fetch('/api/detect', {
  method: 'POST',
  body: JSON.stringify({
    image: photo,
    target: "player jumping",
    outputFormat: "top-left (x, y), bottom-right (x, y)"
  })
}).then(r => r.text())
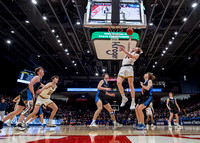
top-left (117, 36), bottom-right (142, 110)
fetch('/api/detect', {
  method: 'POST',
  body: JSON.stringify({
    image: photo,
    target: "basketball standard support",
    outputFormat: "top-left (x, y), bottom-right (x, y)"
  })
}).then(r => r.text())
top-left (111, 0), bottom-right (120, 26)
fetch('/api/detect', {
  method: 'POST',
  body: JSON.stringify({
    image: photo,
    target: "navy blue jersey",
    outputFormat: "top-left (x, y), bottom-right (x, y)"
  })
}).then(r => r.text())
top-left (168, 98), bottom-right (176, 109)
top-left (97, 80), bottom-right (109, 95)
top-left (20, 76), bottom-right (42, 97)
top-left (143, 80), bottom-right (153, 96)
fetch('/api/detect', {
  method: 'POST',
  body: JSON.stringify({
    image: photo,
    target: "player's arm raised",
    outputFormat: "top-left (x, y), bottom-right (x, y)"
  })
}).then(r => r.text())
top-left (97, 80), bottom-right (111, 91)
top-left (140, 80), bottom-right (152, 91)
top-left (119, 46), bottom-right (139, 59)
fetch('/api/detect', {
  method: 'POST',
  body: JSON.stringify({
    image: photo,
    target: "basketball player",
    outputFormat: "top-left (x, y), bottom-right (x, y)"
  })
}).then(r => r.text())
top-left (21, 75), bottom-right (59, 128)
top-left (26, 105), bottom-right (46, 129)
top-left (0, 67), bottom-right (44, 129)
top-left (166, 92), bottom-right (181, 128)
top-left (145, 102), bottom-right (154, 128)
top-left (6, 95), bottom-right (20, 126)
top-left (89, 73), bottom-right (123, 129)
top-left (135, 72), bottom-right (155, 130)
top-left (117, 37), bottom-right (142, 110)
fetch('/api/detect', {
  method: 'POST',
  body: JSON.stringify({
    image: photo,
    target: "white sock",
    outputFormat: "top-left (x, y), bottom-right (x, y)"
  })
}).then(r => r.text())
top-left (168, 122), bottom-right (171, 125)
top-left (92, 120), bottom-right (96, 124)
top-left (113, 121), bottom-right (117, 125)
top-left (48, 119), bottom-right (52, 124)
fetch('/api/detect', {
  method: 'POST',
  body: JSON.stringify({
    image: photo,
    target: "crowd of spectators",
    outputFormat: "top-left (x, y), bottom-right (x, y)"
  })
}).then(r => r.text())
top-left (1, 93), bottom-right (200, 125)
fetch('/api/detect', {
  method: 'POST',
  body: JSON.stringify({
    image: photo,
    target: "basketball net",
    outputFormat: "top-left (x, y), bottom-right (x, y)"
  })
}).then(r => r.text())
top-left (108, 28), bottom-right (123, 42)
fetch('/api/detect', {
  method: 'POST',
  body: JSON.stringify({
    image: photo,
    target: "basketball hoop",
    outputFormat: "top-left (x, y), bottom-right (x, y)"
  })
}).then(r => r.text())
top-left (108, 28), bottom-right (123, 41)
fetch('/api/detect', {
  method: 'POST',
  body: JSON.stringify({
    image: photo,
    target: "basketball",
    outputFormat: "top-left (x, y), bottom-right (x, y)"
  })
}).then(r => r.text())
top-left (126, 28), bottom-right (134, 35)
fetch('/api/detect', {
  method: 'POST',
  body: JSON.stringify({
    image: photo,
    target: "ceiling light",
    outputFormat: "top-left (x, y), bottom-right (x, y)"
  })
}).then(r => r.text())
top-left (51, 29), bottom-right (55, 33)
top-left (192, 3), bottom-right (197, 8)
top-left (163, 50), bottom-right (166, 53)
top-left (64, 49), bottom-right (68, 52)
top-left (32, 0), bottom-right (37, 4)
top-left (172, 37), bottom-right (174, 40)
top-left (25, 20), bottom-right (30, 24)
top-left (152, 65), bottom-right (155, 68)
top-left (67, 53), bottom-right (69, 55)
top-left (149, 23), bottom-right (153, 26)
top-left (102, 69), bottom-right (106, 72)
top-left (87, 50), bottom-right (90, 53)
top-left (155, 62), bottom-right (157, 64)
top-left (74, 63), bottom-right (77, 66)
top-left (161, 54), bottom-right (164, 56)
top-left (57, 39), bottom-right (61, 43)
top-left (37, 55), bottom-right (40, 57)
top-left (188, 57), bottom-right (191, 59)
top-left (76, 21), bottom-right (80, 25)
top-left (183, 17), bottom-right (187, 22)
top-left (11, 31), bottom-right (15, 33)
top-left (72, 61), bottom-right (75, 63)
top-left (43, 16), bottom-right (47, 20)
top-left (174, 32), bottom-right (178, 35)
top-left (60, 43), bottom-right (63, 46)
top-left (165, 47), bottom-right (168, 50)
top-left (56, 35), bottom-right (59, 38)
top-left (95, 73), bottom-right (99, 76)
top-left (76, 72), bottom-right (78, 74)
top-left (169, 41), bottom-right (172, 45)
top-left (162, 68), bottom-right (165, 70)
top-left (65, 67), bottom-right (67, 69)
top-left (6, 40), bottom-right (11, 44)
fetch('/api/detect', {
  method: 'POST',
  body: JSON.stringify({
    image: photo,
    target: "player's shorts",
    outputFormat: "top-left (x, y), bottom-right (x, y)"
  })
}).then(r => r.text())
top-left (140, 96), bottom-right (152, 107)
top-left (118, 66), bottom-right (134, 78)
top-left (18, 93), bottom-right (28, 107)
top-left (169, 108), bottom-right (179, 114)
top-left (146, 108), bottom-right (153, 115)
top-left (95, 93), bottom-right (109, 105)
top-left (20, 88), bottom-right (33, 101)
top-left (35, 95), bottom-right (53, 106)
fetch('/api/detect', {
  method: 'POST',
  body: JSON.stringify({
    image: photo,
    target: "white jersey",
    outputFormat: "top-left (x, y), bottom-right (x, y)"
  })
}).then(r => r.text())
top-left (122, 52), bottom-right (136, 66)
top-left (39, 82), bottom-right (57, 99)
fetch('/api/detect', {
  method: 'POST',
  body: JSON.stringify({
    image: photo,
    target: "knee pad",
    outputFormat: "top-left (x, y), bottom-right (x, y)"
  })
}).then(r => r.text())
top-left (110, 111), bottom-right (114, 115)
top-left (21, 101), bottom-right (33, 117)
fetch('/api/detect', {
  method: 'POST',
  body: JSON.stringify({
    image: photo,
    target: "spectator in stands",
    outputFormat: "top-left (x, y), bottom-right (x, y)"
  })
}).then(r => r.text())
top-left (0, 98), bottom-right (9, 120)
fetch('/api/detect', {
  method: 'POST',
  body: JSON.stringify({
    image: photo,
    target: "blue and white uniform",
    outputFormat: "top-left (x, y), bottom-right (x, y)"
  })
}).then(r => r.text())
top-left (95, 80), bottom-right (109, 105)
top-left (168, 97), bottom-right (178, 114)
top-left (141, 80), bottom-right (153, 107)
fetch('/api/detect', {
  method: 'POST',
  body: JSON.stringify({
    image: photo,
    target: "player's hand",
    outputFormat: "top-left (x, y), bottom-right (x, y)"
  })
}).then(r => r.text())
top-left (119, 46), bottom-right (125, 51)
top-left (140, 82), bottom-right (143, 87)
top-left (168, 107), bottom-right (171, 111)
top-left (178, 108), bottom-right (181, 112)
top-left (43, 106), bottom-right (47, 110)
top-left (129, 36), bottom-right (133, 40)
top-left (106, 88), bottom-right (112, 91)
top-left (110, 93), bottom-right (115, 97)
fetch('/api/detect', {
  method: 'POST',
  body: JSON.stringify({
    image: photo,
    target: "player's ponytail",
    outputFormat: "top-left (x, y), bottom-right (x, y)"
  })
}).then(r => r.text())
top-left (147, 72), bottom-right (155, 80)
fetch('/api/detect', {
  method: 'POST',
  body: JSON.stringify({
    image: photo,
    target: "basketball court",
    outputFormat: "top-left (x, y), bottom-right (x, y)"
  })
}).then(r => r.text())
top-left (0, 0), bottom-right (200, 143)
top-left (0, 126), bottom-right (200, 143)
